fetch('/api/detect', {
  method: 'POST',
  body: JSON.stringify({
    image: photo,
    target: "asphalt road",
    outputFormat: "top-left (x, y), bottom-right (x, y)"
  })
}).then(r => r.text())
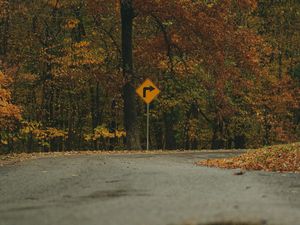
top-left (0, 152), bottom-right (299, 225)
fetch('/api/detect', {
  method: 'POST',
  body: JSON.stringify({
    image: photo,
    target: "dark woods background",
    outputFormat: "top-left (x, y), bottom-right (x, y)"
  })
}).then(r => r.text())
top-left (0, 0), bottom-right (299, 152)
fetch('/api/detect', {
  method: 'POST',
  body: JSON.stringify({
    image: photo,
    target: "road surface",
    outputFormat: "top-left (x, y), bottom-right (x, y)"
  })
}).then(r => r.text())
top-left (0, 152), bottom-right (299, 225)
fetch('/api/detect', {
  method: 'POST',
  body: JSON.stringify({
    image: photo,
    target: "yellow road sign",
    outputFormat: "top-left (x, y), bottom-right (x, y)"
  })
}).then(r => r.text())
top-left (136, 79), bottom-right (160, 104)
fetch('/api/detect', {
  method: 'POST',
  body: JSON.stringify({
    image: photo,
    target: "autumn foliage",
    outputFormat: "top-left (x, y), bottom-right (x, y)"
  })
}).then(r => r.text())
top-left (0, 70), bottom-right (21, 132)
top-left (0, 0), bottom-right (299, 152)
top-left (198, 143), bottom-right (300, 172)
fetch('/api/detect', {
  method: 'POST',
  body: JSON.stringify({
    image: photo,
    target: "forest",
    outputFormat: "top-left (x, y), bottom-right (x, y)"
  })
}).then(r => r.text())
top-left (0, 0), bottom-right (299, 152)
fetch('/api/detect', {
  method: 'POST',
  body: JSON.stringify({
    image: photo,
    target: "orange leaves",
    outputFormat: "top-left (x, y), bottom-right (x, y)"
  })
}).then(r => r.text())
top-left (1, 0), bottom-right (298, 151)
top-left (198, 143), bottom-right (300, 172)
top-left (0, 70), bottom-right (21, 131)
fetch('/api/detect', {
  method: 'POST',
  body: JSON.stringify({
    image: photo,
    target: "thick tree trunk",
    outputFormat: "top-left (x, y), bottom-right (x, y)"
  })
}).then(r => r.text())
top-left (211, 122), bottom-right (225, 150)
top-left (0, 0), bottom-right (9, 58)
top-left (90, 84), bottom-right (100, 130)
top-left (90, 83), bottom-right (102, 150)
top-left (42, 63), bottom-right (53, 127)
top-left (163, 112), bottom-right (177, 150)
top-left (120, 0), bottom-right (141, 150)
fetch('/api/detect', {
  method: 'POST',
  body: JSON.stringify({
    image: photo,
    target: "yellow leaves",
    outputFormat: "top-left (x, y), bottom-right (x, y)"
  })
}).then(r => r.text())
top-left (116, 130), bottom-right (127, 138)
top-left (32, 127), bottom-right (67, 140)
top-left (53, 41), bottom-right (105, 79)
top-left (63, 38), bottom-right (72, 44)
top-left (20, 121), bottom-right (40, 134)
top-left (47, 128), bottom-right (68, 138)
top-left (64, 19), bottom-right (80, 29)
top-left (19, 121), bottom-right (67, 147)
top-left (207, 3), bottom-right (214, 8)
top-left (0, 140), bottom-right (8, 145)
top-left (158, 60), bottom-right (168, 70)
top-left (84, 125), bottom-right (126, 141)
top-left (21, 126), bottom-right (31, 134)
top-left (74, 41), bottom-right (90, 48)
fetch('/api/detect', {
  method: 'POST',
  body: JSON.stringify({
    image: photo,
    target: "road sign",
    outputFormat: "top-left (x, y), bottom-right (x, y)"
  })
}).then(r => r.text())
top-left (136, 79), bottom-right (160, 104)
top-left (136, 79), bottom-right (160, 151)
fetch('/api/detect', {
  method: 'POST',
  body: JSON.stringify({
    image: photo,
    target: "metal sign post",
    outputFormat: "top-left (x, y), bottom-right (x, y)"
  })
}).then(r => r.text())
top-left (136, 79), bottom-right (160, 150)
top-left (147, 103), bottom-right (150, 151)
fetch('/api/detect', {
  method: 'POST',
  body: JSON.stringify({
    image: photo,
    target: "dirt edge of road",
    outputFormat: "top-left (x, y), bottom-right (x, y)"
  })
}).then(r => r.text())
top-left (0, 149), bottom-right (244, 167)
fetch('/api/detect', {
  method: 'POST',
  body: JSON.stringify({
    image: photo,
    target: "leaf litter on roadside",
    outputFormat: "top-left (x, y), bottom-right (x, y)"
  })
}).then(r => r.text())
top-left (197, 143), bottom-right (300, 173)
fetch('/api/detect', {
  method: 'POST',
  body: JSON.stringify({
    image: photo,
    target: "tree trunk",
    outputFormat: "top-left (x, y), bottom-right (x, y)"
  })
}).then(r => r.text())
top-left (120, 0), bottom-right (141, 150)
top-left (211, 122), bottom-right (225, 150)
top-left (0, 16), bottom-right (9, 56)
top-left (163, 112), bottom-right (177, 150)
top-left (90, 84), bottom-right (97, 130)
top-left (263, 109), bottom-right (271, 146)
top-left (278, 49), bottom-right (283, 79)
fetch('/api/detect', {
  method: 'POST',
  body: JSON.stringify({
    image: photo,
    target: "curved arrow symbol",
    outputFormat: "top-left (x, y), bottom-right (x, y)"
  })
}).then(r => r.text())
top-left (143, 86), bottom-right (155, 98)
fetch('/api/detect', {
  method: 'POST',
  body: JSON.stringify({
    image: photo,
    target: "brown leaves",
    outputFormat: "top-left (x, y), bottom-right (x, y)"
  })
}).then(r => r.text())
top-left (197, 143), bottom-right (300, 173)
top-left (0, 0), bottom-right (9, 19)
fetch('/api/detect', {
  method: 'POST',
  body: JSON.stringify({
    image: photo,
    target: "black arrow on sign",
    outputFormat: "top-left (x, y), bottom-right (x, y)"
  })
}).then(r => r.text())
top-left (143, 86), bottom-right (155, 98)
